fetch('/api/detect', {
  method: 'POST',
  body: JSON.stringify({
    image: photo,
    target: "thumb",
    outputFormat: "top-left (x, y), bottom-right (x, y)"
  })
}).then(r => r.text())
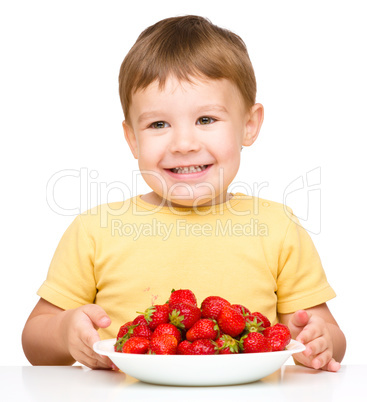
top-left (82, 304), bottom-right (111, 329)
top-left (290, 310), bottom-right (310, 328)
top-left (288, 310), bottom-right (310, 338)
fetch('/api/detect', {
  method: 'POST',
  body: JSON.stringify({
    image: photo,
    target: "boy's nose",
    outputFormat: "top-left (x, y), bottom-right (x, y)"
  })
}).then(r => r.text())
top-left (169, 127), bottom-right (201, 154)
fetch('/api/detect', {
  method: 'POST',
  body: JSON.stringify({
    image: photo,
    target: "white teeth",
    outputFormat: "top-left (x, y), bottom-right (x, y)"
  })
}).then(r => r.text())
top-left (171, 164), bottom-right (207, 174)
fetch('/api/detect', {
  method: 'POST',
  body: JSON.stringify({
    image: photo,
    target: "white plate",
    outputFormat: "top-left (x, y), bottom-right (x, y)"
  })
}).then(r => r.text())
top-left (93, 338), bottom-right (305, 386)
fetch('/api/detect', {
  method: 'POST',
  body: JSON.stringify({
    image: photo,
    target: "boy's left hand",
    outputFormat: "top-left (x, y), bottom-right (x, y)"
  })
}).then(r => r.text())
top-left (287, 310), bottom-right (341, 372)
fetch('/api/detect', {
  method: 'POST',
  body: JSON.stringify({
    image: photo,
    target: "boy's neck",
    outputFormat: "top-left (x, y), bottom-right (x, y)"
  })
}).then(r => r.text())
top-left (140, 192), bottom-right (233, 208)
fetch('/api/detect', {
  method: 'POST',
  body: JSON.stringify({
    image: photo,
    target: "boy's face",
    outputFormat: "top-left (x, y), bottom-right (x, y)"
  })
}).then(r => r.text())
top-left (124, 76), bottom-right (262, 207)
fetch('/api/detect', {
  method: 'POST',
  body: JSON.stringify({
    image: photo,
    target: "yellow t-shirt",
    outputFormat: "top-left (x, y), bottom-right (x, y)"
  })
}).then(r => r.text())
top-left (37, 193), bottom-right (336, 339)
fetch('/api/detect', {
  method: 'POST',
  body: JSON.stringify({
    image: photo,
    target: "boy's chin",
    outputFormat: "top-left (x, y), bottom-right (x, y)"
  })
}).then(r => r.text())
top-left (142, 190), bottom-right (231, 208)
top-left (168, 199), bottom-right (209, 208)
top-left (164, 194), bottom-right (229, 208)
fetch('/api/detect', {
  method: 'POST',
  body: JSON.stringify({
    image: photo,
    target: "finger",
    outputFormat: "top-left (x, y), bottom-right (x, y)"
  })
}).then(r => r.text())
top-left (76, 326), bottom-right (111, 367)
top-left (293, 348), bottom-right (329, 371)
top-left (78, 337), bottom-right (113, 368)
top-left (310, 348), bottom-right (333, 370)
top-left (82, 305), bottom-right (111, 329)
top-left (296, 323), bottom-right (323, 345)
top-left (80, 334), bottom-right (112, 367)
top-left (95, 355), bottom-right (114, 369)
top-left (288, 310), bottom-right (311, 339)
top-left (303, 338), bottom-right (328, 361)
top-left (81, 325), bottom-right (101, 349)
top-left (77, 350), bottom-right (112, 370)
top-left (292, 351), bottom-right (314, 368)
top-left (78, 318), bottom-right (115, 370)
top-left (111, 363), bottom-right (120, 371)
top-left (321, 358), bottom-right (341, 372)
top-left (76, 343), bottom-right (110, 369)
top-left (291, 310), bottom-right (310, 328)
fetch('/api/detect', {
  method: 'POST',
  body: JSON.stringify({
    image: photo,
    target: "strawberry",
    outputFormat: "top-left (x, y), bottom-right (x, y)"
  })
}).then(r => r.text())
top-left (240, 332), bottom-right (272, 353)
top-left (149, 334), bottom-right (178, 355)
top-left (177, 340), bottom-right (194, 355)
top-left (263, 323), bottom-right (291, 351)
top-left (116, 321), bottom-right (133, 340)
top-left (151, 323), bottom-right (182, 344)
top-left (114, 322), bottom-right (152, 351)
top-left (115, 322), bottom-right (134, 352)
top-left (201, 296), bottom-right (231, 320)
top-left (231, 304), bottom-right (251, 317)
top-left (217, 305), bottom-right (246, 337)
top-left (243, 314), bottom-right (265, 334)
top-left (169, 289), bottom-right (197, 307)
top-left (122, 337), bottom-right (150, 354)
top-left (191, 339), bottom-right (217, 355)
top-left (132, 314), bottom-right (148, 326)
top-left (131, 323), bottom-right (153, 339)
top-left (252, 312), bottom-right (271, 328)
top-left (186, 318), bottom-right (219, 342)
top-left (169, 302), bottom-right (201, 330)
top-left (139, 304), bottom-right (170, 330)
top-left (215, 334), bottom-right (240, 354)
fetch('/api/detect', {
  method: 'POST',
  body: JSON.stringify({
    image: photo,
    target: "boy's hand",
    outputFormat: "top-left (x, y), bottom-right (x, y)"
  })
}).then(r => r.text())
top-left (61, 304), bottom-right (113, 370)
top-left (287, 310), bottom-right (341, 372)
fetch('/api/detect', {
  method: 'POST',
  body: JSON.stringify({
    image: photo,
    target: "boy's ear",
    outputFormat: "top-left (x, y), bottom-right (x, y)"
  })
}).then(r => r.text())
top-left (123, 121), bottom-right (138, 159)
top-left (242, 103), bottom-right (264, 147)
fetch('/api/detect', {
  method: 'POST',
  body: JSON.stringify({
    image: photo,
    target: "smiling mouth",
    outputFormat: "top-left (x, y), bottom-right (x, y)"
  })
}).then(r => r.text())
top-left (169, 165), bottom-right (209, 174)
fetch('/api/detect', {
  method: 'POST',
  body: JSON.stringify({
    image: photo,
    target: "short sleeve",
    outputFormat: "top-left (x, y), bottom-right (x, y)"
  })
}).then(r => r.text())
top-left (37, 215), bottom-right (96, 309)
top-left (276, 212), bottom-right (336, 314)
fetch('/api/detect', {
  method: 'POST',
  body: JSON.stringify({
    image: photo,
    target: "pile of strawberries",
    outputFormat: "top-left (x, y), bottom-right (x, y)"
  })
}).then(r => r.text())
top-left (114, 289), bottom-right (291, 355)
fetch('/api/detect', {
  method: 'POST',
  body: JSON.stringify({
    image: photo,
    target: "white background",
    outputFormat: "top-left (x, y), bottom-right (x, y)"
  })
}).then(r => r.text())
top-left (1, 0), bottom-right (366, 366)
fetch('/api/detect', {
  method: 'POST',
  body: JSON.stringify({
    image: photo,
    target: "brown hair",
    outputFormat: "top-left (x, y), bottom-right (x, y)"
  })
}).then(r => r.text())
top-left (119, 15), bottom-right (257, 122)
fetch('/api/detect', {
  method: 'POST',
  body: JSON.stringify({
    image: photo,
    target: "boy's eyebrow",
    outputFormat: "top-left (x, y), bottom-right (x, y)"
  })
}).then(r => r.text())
top-left (197, 104), bottom-right (229, 114)
top-left (138, 111), bottom-right (162, 124)
top-left (137, 104), bottom-right (229, 123)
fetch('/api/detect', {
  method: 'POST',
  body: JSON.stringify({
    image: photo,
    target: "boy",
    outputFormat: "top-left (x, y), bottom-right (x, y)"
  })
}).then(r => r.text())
top-left (22, 15), bottom-right (346, 371)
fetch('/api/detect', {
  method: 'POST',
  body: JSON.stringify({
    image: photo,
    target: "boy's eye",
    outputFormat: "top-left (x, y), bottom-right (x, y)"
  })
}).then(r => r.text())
top-left (150, 121), bottom-right (169, 129)
top-left (197, 116), bottom-right (215, 125)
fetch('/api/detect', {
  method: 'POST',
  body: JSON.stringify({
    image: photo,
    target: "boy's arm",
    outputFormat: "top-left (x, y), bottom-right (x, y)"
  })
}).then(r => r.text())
top-left (22, 298), bottom-right (113, 369)
top-left (279, 303), bottom-right (346, 372)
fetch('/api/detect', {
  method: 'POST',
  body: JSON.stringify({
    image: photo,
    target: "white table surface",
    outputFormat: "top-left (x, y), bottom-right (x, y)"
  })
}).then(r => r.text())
top-left (0, 364), bottom-right (364, 402)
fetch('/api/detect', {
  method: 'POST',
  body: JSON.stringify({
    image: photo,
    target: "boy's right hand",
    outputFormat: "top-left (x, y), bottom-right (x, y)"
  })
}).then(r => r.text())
top-left (61, 304), bottom-right (113, 369)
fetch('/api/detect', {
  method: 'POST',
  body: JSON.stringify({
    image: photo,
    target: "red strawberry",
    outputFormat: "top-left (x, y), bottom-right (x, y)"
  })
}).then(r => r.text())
top-left (140, 304), bottom-right (170, 330)
top-left (114, 322), bottom-right (152, 352)
top-left (122, 337), bottom-right (150, 354)
top-left (191, 339), bottom-right (217, 355)
top-left (152, 323), bottom-right (182, 344)
top-left (132, 315), bottom-right (148, 326)
top-left (217, 305), bottom-right (246, 337)
top-left (263, 323), bottom-right (291, 351)
top-left (169, 302), bottom-right (201, 330)
top-left (201, 296), bottom-right (231, 320)
top-left (240, 332), bottom-right (272, 353)
top-left (131, 323), bottom-right (153, 339)
top-left (252, 312), bottom-right (271, 328)
top-left (186, 319), bottom-right (219, 342)
top-left (169, 289), bottom-right (197, 307)
top-left (177, 340), bottom-right (194, 355)
top-left (149, 334), bottom-right (178, 355)
top-left (115, 322), bottom-right (134, 352)
top-left (231, 304), bottom-right (251, 317)
top-left (243, 314), bottom-right (265, 333)
top-left (116, 321), bottom-right (133, 340)
top-left (216, 334), bottom-right (240, 354)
